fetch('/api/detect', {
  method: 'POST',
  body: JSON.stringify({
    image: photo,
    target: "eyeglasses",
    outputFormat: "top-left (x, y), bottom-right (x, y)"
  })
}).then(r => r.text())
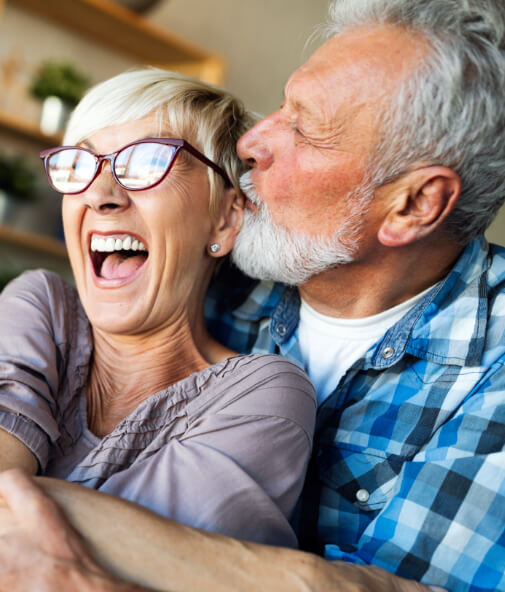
top-left (39, 138), bottom-right (231, 195)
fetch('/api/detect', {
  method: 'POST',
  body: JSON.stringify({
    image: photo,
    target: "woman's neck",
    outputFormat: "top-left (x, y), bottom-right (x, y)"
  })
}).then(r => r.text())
top-left (87, 315), bottom-right (223, 438)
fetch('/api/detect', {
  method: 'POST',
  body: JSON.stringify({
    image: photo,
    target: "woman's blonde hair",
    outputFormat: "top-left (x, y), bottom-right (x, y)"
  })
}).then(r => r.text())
top-left (64, 68), bottom-right (257, 217)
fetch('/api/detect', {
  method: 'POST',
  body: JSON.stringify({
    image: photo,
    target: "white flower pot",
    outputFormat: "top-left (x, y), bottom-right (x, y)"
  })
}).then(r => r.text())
top-left (40, 96), bottom-right (71, 136)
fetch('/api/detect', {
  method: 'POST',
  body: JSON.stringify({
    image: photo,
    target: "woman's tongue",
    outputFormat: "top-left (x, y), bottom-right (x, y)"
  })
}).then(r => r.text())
top-left (100, 252), bottom-right (146, 280)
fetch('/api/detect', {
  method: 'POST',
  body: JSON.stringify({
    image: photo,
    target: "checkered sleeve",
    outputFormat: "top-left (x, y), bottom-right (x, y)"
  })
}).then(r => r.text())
top-left (324, 366), bottom-right (505, 591)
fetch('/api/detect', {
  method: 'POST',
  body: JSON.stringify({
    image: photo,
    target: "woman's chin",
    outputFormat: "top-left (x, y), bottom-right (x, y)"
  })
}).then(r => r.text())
top-left (78, 263), bottom-right (152, 335)
top-left (85, 303), bottom-right (146, 336)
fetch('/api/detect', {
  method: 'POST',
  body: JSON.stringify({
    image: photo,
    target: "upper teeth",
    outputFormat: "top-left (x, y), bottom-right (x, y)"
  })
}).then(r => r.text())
top-left (90, 234), bottom-right (147, 253)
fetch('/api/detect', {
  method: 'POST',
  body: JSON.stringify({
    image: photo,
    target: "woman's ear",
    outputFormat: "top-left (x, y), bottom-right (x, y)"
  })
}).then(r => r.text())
top-left (378, 166), bottom-right (461, 247)
top-left (207, 188), bottom-right (244, 257)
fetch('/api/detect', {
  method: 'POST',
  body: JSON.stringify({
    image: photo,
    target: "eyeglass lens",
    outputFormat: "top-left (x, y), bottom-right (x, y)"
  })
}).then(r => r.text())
top-left (46, 142), bottom-right (179, 193)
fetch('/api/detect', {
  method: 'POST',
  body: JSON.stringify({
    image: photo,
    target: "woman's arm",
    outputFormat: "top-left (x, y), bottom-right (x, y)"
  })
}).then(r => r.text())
top-left (0, 271), bottom-right (86, 471)
top-left (0, 427), bottom-right (37, 474)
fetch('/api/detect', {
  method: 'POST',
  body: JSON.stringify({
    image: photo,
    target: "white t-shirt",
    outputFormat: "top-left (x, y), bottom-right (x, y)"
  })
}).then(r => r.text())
top-left (297, 288), bottom-right (433, 405)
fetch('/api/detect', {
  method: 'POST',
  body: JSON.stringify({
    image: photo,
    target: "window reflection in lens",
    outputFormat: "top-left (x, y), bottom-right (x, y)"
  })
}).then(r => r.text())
top-left (48, 149), bottom-right (96, 193)
top-left (115, 143), bottom-right (176, 189)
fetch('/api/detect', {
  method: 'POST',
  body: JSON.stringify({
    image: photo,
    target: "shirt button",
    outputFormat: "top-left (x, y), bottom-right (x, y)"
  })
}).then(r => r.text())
top-left (382, 346), bottom-right (395, 359)
top-left (356, 488), bottom-right (370, 503)
top-left (276, 323), bottom-right (287, 337)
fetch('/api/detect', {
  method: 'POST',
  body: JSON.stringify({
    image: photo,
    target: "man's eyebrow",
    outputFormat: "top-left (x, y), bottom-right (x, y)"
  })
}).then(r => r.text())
top-left (283, 84), bottom-right (314, 117)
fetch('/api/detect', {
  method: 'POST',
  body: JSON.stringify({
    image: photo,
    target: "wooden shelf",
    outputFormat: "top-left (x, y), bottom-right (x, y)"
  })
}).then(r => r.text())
top-left (0, 224), bottom-right (67, 258)
top-left (6, 0), bottom-right (226, 84)
top-left (0, 107), bottom-right (62, 145)
top-left (0, 0), bottom-right (227, 143)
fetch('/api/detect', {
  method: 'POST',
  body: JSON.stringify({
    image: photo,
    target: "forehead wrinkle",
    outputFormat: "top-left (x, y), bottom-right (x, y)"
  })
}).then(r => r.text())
top-left (284, 73), bottom-right (320, 115)
top-left (284, 75), bottom-right (328, 133)
top-left (285, 71), bottom-right (365, 149)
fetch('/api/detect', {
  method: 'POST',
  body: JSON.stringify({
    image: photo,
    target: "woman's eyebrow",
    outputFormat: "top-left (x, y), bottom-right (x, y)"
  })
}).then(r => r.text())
top-left (80, 139), bottom-right (94, 149)
top-left (80, 134), bottom-right (164, 152)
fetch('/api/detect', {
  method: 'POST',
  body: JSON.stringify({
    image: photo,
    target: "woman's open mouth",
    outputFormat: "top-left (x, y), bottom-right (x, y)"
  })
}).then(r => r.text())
top-left (90, 233), bottom-right (149, 281)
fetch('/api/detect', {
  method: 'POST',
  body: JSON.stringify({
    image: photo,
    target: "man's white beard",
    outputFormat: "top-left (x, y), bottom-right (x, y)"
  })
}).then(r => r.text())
top-left (231, 171), bottom-right (370, 286)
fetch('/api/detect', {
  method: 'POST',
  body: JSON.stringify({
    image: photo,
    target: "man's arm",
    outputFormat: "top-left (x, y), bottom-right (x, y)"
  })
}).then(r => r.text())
top-left (0, 470), bottom-right (426, 592)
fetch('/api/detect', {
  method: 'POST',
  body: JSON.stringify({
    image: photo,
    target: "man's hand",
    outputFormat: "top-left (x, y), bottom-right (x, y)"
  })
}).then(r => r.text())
top-left (0, 469), bottom-right (146, 592)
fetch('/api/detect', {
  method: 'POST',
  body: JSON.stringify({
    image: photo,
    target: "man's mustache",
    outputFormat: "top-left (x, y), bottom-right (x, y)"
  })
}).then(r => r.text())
top-left (239, 171), bottom-right (262, 207)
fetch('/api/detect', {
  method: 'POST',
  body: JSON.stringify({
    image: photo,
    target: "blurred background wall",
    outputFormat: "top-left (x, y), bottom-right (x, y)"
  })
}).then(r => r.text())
top-left (0, 0), bottom-right (330, 116)
top-left (152, 0), bottom-right (330, 116)
top-left (0, 0), bottom-right (503, 287)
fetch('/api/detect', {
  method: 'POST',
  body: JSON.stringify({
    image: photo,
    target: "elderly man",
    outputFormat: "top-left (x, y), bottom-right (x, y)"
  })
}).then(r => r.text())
top-left (0, 0), bottom-right (504, 590)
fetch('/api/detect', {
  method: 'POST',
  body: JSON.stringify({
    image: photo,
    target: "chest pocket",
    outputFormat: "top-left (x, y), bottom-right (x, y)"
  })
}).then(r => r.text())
top-left (316, 442), bottom-right (405, 512)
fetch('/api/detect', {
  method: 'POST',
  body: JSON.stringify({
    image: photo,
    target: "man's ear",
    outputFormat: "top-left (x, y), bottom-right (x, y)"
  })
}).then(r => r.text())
top-left (207, 188), bottom-right (244, 257)
top-left (378, 166), bottom-right (461, 247)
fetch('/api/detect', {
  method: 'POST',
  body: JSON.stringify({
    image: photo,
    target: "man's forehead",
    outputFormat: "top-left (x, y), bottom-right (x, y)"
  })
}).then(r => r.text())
top-left (282, 76), bottom-right (329, 130)
top-left (282, 42), bottom-right (376, 124)
top-left (285, 25), bottom-right (428, 110)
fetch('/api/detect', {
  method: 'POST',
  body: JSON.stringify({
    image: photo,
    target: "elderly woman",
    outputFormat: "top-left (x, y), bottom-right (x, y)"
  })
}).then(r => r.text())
top-left (0, 68), bottom-right (315, 547)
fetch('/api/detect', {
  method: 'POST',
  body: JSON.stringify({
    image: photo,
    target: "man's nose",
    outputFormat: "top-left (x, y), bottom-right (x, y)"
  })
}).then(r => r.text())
top-left (237, 115), bottom-right (275, 170)
top-left (81, 161), bottom-right (131, 213)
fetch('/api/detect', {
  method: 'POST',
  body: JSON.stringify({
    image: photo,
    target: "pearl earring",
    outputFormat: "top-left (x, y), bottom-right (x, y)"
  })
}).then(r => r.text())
top-left (209, 243), bottom-right (220, 253)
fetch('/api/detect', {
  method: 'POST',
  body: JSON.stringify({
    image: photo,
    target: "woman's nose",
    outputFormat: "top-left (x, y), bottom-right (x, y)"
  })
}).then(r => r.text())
top-left (237, 115), bottom-right (275, 170)
top-left (81, 161), bottom-right (131, 213)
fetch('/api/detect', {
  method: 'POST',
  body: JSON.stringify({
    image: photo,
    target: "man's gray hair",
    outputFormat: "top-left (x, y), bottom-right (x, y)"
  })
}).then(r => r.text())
top-left (324, 0), bottom-right (505, 244)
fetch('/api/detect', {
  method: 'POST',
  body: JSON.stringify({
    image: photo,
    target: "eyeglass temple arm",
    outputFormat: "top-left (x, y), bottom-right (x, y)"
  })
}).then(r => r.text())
top-left (182, 143), bottom-right (231, 186)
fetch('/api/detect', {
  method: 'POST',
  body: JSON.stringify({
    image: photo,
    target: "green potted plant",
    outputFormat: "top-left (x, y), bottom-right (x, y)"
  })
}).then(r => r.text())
top-left (30, 60), bottom-right (90, 107)
top-left (30, 61), bottom-right (91, 135)
top-left (0, 152), bottom-right (38, 224)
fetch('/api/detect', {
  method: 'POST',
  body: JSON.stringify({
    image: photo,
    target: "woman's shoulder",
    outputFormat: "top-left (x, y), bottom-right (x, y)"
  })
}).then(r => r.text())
top-left (2, 269), bottom-right (74, 304)
top-left (1, 269), bottom-right (87, 344)
top-left (193, 353), bottom-right (316, 437)
top-left (224, 353), bottom-right (312, 386)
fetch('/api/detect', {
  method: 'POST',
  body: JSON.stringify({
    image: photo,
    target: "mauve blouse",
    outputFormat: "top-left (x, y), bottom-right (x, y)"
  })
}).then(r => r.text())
top-left (0, 270), bottom-right (316, 547)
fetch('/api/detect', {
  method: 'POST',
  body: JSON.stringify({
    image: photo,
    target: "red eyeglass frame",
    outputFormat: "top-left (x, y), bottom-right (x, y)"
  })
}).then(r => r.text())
top-left (39, 137), bottom-right (231, 194)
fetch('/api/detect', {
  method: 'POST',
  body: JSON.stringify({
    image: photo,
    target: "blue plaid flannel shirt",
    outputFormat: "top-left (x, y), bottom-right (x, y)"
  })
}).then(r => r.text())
top-left (205, 237), bottom-right (505, 592)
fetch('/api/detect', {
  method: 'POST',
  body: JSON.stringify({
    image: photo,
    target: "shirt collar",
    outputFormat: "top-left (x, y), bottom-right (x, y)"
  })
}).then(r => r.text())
top-left (364, 238), bottom-right (491, 369)
top-left (263, 238), bottom-right (492, 369)
top-left (406, 237), bottom-right (490, 366)
top-left (232, 279), bottom-right (288, 322)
